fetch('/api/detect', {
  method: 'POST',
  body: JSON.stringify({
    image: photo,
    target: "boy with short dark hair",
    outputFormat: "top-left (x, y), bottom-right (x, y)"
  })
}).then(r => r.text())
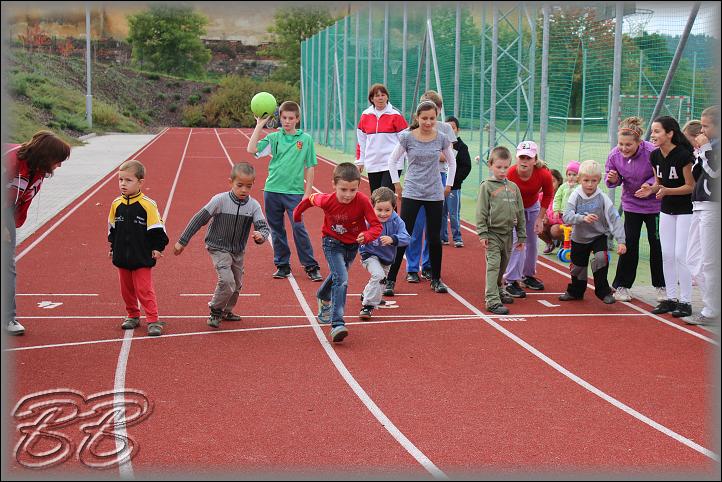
top-left (293, 162), bottom-right (383, 343)
top-left (174, 162), bottom-right (270, 328)
top-left (247, 100), bottom-right (323, 282)
top-left (442, 116), bottom-right (472, 247)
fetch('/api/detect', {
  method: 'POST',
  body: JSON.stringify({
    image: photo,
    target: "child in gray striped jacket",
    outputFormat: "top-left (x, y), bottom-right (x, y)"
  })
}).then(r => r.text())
top-left (174, 162), bottom-right (270, 328)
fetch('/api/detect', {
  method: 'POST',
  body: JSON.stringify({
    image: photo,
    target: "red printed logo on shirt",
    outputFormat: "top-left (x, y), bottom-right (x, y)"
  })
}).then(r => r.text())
top-left (296, 141), bottom-right (303, 150)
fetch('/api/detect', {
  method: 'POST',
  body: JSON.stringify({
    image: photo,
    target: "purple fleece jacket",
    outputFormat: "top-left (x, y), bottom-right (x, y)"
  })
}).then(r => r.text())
top-left (605, 140), bottom-right (661, 214)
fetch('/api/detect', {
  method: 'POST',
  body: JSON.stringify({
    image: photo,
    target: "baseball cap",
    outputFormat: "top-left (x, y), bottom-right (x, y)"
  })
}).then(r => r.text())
top-left (516, 140), bottom-right (538, 158)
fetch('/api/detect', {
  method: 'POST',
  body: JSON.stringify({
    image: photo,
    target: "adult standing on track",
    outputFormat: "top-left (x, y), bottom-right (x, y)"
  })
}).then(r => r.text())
top-left (502, 141), bottom-right (555, 298)
top-left (355, 83), bottom-right (408, 195)
top-left (384, 100), bottom-right (457, 295)
top-left (3, 131), bottom-right (71, 336)
top-left (605, 116), bottom-right (665, 303)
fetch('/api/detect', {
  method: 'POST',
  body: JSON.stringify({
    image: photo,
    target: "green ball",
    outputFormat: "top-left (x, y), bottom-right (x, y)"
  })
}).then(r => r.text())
top-left (250, 91), bottom-right (277, 118)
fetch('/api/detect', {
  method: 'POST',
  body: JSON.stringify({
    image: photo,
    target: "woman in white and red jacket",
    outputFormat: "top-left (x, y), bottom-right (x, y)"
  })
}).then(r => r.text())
top-left (4, 130), bottom-right (70, 335)
top-left (355, 83), bottom-right (408, 195)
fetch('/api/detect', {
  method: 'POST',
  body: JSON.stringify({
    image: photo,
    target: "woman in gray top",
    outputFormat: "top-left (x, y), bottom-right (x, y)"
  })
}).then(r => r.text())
top-left (384, 101), bottom-right (457, 293)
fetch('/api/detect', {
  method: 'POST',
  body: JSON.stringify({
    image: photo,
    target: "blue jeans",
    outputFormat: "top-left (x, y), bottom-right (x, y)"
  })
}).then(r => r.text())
top-left (263, 191), bottom-right (319, 270)
top-left (317, 236), bottom-right (359, 327)
top-left (442, 189), bottom-right (462, 243)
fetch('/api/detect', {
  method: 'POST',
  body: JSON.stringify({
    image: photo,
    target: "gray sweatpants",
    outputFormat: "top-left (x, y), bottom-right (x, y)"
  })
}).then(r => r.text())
top-left (361, 256), bottom-right (391, 307)
top-left (208, 248), bottom-right (245, 314)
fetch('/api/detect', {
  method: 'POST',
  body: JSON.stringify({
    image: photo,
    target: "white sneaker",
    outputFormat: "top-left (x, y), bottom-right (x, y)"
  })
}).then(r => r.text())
top-left (655, 287), bottom-right (667, 302)
top-left (613, 287), bottom-right (632, 302)
top-left (7, 319), bottom-right (25, 336)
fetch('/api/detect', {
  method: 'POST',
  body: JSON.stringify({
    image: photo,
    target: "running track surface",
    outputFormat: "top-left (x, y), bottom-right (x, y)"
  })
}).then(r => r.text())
top-left (5, 127), bottom-right (720, 479)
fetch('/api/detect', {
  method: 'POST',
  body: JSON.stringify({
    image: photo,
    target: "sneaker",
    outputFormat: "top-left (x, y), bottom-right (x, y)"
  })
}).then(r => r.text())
top-left (613, 287), bottom-right (632, 302)
top-left (121, 317), bottom-right (141, 330)
top-left (147, 321), bottom-right (165, 336)
top-left (430, 279), bottom-right (448, 293)
top-left (602, 294), bottom-right (616, 304)
top-left (7, 319), bottom-right (25, 336)
top-left (454, 240), bottom-right (464, 248)
top-left (383, 280), bottom-right (395, 296)
top-left (359, 305), bottom-right (373, 320)
top-left (685, 313), bottom-right (719, 326)
top-left (500, 290), bottom-right (514, 305)
top-left (543, 243), bottom-right (555, 254)
top-left (208, 309), bottom-right (222, 328)
top-left (671, 302), bottom-right (692, 318)
top-left (420, 269), bottom-right (433, 281)
top-left (505, 281), bottom-right (527, 298)
top-left (406, 272), bottom-right (420, 283)
top-left (441, 240), bottom-right (450, 246)
top-left (272, 265), bottom-right (291, 279)
top-left (317, 299), bottom-right (332, 324)
top-left (378, 299), bottom-right (387, 306)
top-left (222, 312), bottom-right (242, 321)
top-left (521, 276), bottom-right (544, 291)
top-left (651, 299), bottom-right (677, 315)
top-left (306, 267), bottom-right (323, 282)
top-left (655, 287), bottom-right (667, 302)
top-left (330, 325), bottom-right (349, 343)
top-left (487, 304), bottom-right (509, 315)
top-left (559, 292), bottom-right (582, 301)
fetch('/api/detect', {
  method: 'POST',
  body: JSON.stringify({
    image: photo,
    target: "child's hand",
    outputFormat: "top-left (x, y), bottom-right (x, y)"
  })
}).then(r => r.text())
top-left (444, 186), bottom-right (452, 197)
top-left (252, 231), bottom-right (265, 244)
top-left (480, 238), bottom-right (488, 248)
top-left (617, 243), bottom-right (627, 255)
top-left (696, 133), bottom-right (709, 146)
top-left (474, 155), bottom-right (480, 164)
top-left (655, 186), bottom-right (667, 199)
top-left (356, 233), bottom-right (366, 244)
top-left (151, 250), bottom-right (162, 260)
top-left (173, 242), bottom-right (185, 256)
top-left (635, 183), bottom-right (653, 198)
top-left (379, 235), bottom-right (393, 246)
top-left (606, 170), bottom-right (619, 184)
top-left (108, 250), bottom-right (113, 259)
top-left (255, 116), bottom-right (269, 127)
top-left (583, 213), bottom-right (598, 223)
top-left (534, 217), bottom-right (544, 234)
top-left (515, 242), bottom-right (525, 251)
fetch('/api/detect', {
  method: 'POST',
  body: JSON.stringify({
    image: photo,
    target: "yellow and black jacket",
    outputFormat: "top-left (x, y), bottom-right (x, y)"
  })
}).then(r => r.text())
top-left (108, 191), bottom-right (169, 270)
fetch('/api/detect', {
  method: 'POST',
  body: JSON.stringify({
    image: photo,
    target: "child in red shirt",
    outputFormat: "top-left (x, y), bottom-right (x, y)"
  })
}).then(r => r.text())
top-left (293, 163), bottom-right (382, 342)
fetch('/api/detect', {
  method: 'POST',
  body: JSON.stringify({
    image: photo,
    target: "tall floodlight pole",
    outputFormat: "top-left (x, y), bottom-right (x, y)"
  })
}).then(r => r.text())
top-left (539, 4), bottom-right (549, 159)
top-left (644, 2), bottom-right (701, 140)
top-left (454, 1), bottom-right (461, 117)
top-left (85, 3), bottom-right (93, 129)
top-left (608, 2), bottom-right (624, 149)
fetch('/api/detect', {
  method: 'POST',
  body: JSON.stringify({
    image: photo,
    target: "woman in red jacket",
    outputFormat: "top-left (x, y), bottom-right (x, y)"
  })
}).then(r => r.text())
top-left (4, 131), bottom-right (71, 335)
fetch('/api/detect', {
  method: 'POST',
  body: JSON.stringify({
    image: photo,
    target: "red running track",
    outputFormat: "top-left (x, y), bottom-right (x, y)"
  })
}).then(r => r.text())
top-left (5, 127), bottom-right (719, 479)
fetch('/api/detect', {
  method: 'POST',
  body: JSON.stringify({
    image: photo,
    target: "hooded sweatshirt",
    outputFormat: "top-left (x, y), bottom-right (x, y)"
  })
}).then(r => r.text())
top-left (563, 186), bottom-right (625, 245)
top-left (476, 177), bottom-right (526, 241)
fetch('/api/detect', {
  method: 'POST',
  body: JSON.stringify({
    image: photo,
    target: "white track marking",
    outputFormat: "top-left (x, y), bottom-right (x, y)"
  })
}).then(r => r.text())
top-left (17, 293), bottom-right (98, 296)
top-left (537, 300), bottom-right (561, 308)
top-left (16, 128), bottom-right (169, 261)
top-left (180, 293), bottom-right (260, 297)
top-left (285, 274), bottom-right (448, 479)
top-left (445, 285), bottom-right (720, 462)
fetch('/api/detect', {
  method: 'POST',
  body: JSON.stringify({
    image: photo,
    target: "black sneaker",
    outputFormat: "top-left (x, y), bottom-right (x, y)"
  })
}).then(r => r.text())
top-left (430, 279), bottom-right (448, 293)
top-left (420, 269), bottom-right (433, 280)
top-left (505, 281), bottom-right (527, 298)
top-left (406, 272), bottom-right (420, 283)
top-left (559, 292), bottom-right (582, 301)
top-left (522, 276), bottom-right (544, 291)
top-left (359, 305), bottom-right (373, 320)
top-left (500, 290), bottom-right (514, 304)
top-left (305, 267), bottom-right (323, 282)
top-left (602, 294), bottom-right (616, 304)
top-left (487, 304), bottom-right (509, 315)
top-left (383, 280), bottom-right (395, 296)
top-left (272, 265), bottom-right (291, 279)
top-left (651, 299), bottom-right (677, 315)
top-left (671, 302), bottom-right (692, 318)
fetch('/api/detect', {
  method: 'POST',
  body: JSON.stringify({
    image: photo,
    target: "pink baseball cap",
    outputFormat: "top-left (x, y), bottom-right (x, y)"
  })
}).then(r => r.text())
top-left (516, 140), bottom-right (538, 158)
top-left (566, 160), bottom-right (580, 174)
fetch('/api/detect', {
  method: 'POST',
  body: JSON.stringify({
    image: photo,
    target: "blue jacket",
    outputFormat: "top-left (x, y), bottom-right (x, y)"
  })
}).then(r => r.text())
top-left (359, 211), bottom-right (410, 265)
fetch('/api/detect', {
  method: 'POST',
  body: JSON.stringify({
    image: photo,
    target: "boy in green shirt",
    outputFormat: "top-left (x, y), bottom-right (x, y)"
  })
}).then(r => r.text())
top-left (247, 101), bottom-right (322, 281)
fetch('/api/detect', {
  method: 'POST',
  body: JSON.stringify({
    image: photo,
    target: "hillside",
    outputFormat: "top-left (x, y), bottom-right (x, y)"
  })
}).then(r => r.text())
top-left (6, 48), bottom-right (217, 144)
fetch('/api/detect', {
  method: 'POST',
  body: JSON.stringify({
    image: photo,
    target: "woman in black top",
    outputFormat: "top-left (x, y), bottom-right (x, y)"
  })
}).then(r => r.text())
top-left (636, 116), bottom-right (695, 317)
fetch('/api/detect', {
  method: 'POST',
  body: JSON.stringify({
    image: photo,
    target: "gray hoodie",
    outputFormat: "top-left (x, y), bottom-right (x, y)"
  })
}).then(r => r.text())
top-left (563, 187), bottom-right (625, 245)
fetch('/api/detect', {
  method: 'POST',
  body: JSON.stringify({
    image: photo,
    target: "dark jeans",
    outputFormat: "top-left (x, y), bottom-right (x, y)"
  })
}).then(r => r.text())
top-left (612, 211), bottom-right (664, 289)
top-left (567, 234), bottom-right (612, 300)
top-left (317, 236), bottom-right (359, 328)
top-left (263, 191), bottom-right (319, 270)
top-left (388, 197), bottom-right (444, 282)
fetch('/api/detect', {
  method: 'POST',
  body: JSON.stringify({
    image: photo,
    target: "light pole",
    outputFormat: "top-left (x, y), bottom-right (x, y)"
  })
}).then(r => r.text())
top-left (85, 3), bottom-right (93, 129)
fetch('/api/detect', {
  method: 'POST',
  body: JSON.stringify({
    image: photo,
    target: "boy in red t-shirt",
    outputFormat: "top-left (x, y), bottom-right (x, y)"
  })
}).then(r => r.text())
top-left (293, 163), bottom-right (382, 342)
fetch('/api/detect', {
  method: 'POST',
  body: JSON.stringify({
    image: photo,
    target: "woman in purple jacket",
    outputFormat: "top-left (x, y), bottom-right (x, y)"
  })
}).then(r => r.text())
top-left (605, 117), bottom-right (665, 302)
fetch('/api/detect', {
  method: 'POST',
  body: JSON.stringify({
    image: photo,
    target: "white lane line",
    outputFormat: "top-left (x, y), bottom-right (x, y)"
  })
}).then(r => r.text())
top-left (16, 128), bottom-right (170, 261)
top-left (445, 285), bottom-right (720, 462)
top-left (458, 222), bottom-right (719, 344)
top-left (537, 300), bottom-right (561, 308)
top-left (349, 293), bottom-right (418, 297)
top-left (179, 293), bottom-right (260, 297)
top-left (17, 293), bottom-right (98, 296)
top-left (113, 127), bottom-right (193, 479)
top-left (285, 274), bottom-right (448, 479)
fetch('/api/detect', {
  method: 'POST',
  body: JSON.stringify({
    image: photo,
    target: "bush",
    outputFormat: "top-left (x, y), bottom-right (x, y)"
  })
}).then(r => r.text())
top-left (92, 101), bottom-right (121, 126)
top-left (173, 93), bottom-right (182, 101)
top-left (145, 72), bottom-right (160, 80)
top-left (202, 86), bottom-right (213, 94)
top-left (157, 93), bottom-right (166, 101)
top-left (169, 103), bottom-right (178, 112)
top-left (31, 97), bottom-right (55, 111)
top-left (187, 94), bottom-right (201, 105)
top-left (181, 105), bottom-right (205, 127)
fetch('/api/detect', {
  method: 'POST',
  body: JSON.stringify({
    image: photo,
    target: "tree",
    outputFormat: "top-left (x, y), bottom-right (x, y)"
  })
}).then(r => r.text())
top-left (126, 5), bottom-right (211, 77)
top-left (260, 6), bottom-right (336, 85)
